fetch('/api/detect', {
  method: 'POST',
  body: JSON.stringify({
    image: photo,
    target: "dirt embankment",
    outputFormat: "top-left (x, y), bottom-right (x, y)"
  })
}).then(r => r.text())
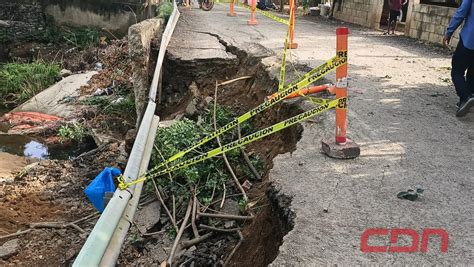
top-left (118, 27), bottom-right (312, 266)
top-left (0, 36), bottom-right (136, 265)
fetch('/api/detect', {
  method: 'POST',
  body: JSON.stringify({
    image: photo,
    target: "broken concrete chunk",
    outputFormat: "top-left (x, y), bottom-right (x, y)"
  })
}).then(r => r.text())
top-left (60, 69), bottom-right (72, 77)
top-left (189, 82), bottom-right (199, 97)
top-left (135, 201), bottom-right (161, 233)
top-left (13, 71), bottom-right (97, 119)
top-left (0, 239), bottom-right (19, 260)
top-left (220, 199), bottom-right (240, 216)
top-left (204, 96), bottom-right (214, 105)
top-left (185, 98), bottom-right (198, 117)
top-left (224, 220), bottom-right (237, 229)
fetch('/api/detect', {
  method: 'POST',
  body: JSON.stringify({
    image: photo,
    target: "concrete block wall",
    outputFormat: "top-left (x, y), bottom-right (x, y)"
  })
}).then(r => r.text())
top-left (0, 0), bottom-right (159, 41)
top-left (0, 1), bottom-right (47, 42)
top-left (406, 4), bottom-right (460, 48)
top-left (128, 18), bottom-right (163, 125)
top-left (333, 0), bottom-right (374, 28)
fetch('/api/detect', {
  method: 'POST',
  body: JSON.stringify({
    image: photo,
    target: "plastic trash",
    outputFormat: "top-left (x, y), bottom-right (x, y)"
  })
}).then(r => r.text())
top-left (93, 88), bottom-right (104, 96)
top-left (95, 62), bottom-right (103, 71)
top-left (111, 97), bottom-right (124, 104)
top-left (84, 167), bottom-right (121, 212)
top-left (92, 87), bottom-right (113, 96)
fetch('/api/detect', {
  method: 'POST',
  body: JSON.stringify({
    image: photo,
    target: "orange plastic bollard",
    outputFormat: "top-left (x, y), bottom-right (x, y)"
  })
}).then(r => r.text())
top-left (287, 0), bottom-right (298, 49)
top-left (227, 0), bottom-right (237, 16)
top-left (335, 27), bottom-right (349, 144)
top-left (247, 0), bottom-right (258, 25)
top-left (266, 84), bottom-right (331, 101)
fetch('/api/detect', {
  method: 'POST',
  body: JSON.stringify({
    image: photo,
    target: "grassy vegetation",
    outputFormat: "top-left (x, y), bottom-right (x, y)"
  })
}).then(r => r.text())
top-left (60, 27), bottom-right (100, 49)
top-left (0, 61), bottom-right (60, 108)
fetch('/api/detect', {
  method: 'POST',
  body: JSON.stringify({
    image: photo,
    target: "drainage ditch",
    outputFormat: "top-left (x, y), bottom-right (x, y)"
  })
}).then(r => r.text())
top-left (154, 40), bottom-right (303, 265)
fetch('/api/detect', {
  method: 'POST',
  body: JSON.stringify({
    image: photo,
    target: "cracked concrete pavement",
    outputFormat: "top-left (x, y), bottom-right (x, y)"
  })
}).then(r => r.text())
top-left (169, 5), bottom-right (473, 265)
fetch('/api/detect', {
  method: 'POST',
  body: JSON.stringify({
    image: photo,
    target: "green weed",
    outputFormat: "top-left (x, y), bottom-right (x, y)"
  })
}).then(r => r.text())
top-left (81, 94), bottom-right (135, 115)
top-left (238, 198), bottom-right (248, 213)
top-left (61, 27), bottom-right (100, 49)
top-left (58, 122), bottom-right (89, 143)
top-left (158, 1), bottom-right (174, 22)
top-left (0, 62), bottom-right (60, 108)
top-left (149, 105), bottom-right (261, 207)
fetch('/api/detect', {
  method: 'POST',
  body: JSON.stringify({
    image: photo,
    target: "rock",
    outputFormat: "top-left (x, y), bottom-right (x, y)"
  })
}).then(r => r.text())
top-left (185, 98), bottom-right (198, 117)
top-left (158, 120), bottom-right (178, 128)
top-left (125, 129), bottom-right (137, 154)
top-left (64, 247), bottom-right (78, 261)
top-left (183, 245), bottom-right (197, 257)
top-left (0, 239), bottom-right (19, 260)
top-left (220, 199), bottom-right (240, 216)
top-left (224, 220), bottom-right (237, 229)
top-left (135, 201), bottom-right (161, 233)
top-left (189, 82), bottom-right (199, 97)
top-left (204, 96), bottom-right (214, 105)
top-left (60, 69), bottom-right (72, 77)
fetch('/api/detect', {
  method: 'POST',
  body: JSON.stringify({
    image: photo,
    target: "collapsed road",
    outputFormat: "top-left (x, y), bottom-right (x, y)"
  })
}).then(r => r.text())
top-left (1, 1), bottom-right (473, 266)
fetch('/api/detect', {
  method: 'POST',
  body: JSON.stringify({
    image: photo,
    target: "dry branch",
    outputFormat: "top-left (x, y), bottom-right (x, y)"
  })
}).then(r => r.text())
top-left (220, 183), bottom-right (226, 209)
top-left (0, 212), bottom-right (99, 240)
top-left (197, 212), bottom-right (254, 221)
top-left (153, 145), bottom-right (178, 231)
top-left (199, 224), bottom-right (240, 233)
top-left (214, 81), bottom-right (248, 201)
top-left (168, 198), bottom-right (193, 265)
top-left (207, 193), bottom-right (243, 207)
top-left (181, 232), bottom-right (213, 249)
top-left (191, 191), bottom-right (200, 238)
top-left (238, 124), bottom-right (261, 180)
top-left (224, 230), bottom-right (244, 266)
top-left (217, 76), bottom-right (252, 86)
top-left (152, 178), bottom-right (177, 231)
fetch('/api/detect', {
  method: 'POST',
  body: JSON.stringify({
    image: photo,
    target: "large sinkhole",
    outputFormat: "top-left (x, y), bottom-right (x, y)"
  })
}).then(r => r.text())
top-left (121, 42), bottom-right (309, 266)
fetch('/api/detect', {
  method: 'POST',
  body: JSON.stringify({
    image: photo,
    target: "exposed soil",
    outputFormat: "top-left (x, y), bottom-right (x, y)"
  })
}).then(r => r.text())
top-left (0, 142), bottom-right (127, 266)
top-left (118, 34), bottom-right (308, 266)
top-left (0, 152), bottom-right (27, 181)
top-left (1, 37), bottom-right (135, 265)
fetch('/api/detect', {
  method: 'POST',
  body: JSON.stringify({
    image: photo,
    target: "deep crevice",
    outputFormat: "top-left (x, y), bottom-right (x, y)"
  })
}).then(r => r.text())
top-left (155, 33), bottom-right (304, 266)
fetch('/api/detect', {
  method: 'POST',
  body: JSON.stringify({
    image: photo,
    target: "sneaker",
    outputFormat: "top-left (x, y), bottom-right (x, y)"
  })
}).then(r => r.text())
top-left (456, 97), bottom-right (474, 117)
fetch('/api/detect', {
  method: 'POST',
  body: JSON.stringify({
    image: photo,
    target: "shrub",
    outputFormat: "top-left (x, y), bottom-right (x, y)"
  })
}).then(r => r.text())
top-left (158, 1), bottom-right (174, 22)
top-left (0, 62), bottom-right (60, 108)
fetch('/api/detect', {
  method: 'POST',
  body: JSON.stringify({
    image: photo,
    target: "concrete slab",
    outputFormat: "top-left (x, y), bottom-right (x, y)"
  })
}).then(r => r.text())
top-left (13, 71), bottom-right (97, 119)
top-left (172, 5), bottom-right (473, 264)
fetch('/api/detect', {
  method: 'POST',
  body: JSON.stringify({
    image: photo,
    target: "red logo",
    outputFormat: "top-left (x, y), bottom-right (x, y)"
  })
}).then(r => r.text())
top-left (360, 228), bottom-right (448, 253)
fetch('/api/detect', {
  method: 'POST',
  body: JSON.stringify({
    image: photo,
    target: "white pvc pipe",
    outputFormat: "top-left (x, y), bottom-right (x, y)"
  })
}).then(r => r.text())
top-left (73, 102), bottom-right (156, 267)
top-left (100, 115), bottom-right (160, 266)
top-left (74, 1), bottom-right (179, 264)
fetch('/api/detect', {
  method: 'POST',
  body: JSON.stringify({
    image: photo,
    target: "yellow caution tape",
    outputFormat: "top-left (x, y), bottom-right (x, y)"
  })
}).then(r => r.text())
top-left (118, 54), bottom-right (347, 189)
top-left (234, 2), bottom-right (290, 25)
top-left (154, 54), bottom-right (345, 168)
top-left (119, 97), bottom-right (344, 189)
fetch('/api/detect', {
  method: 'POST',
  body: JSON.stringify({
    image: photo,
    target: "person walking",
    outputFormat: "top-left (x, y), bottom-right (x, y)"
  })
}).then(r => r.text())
top-left (444, 0), bottom-right (474, 117)
top-left (385, 0), bottom-right (407, 34)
